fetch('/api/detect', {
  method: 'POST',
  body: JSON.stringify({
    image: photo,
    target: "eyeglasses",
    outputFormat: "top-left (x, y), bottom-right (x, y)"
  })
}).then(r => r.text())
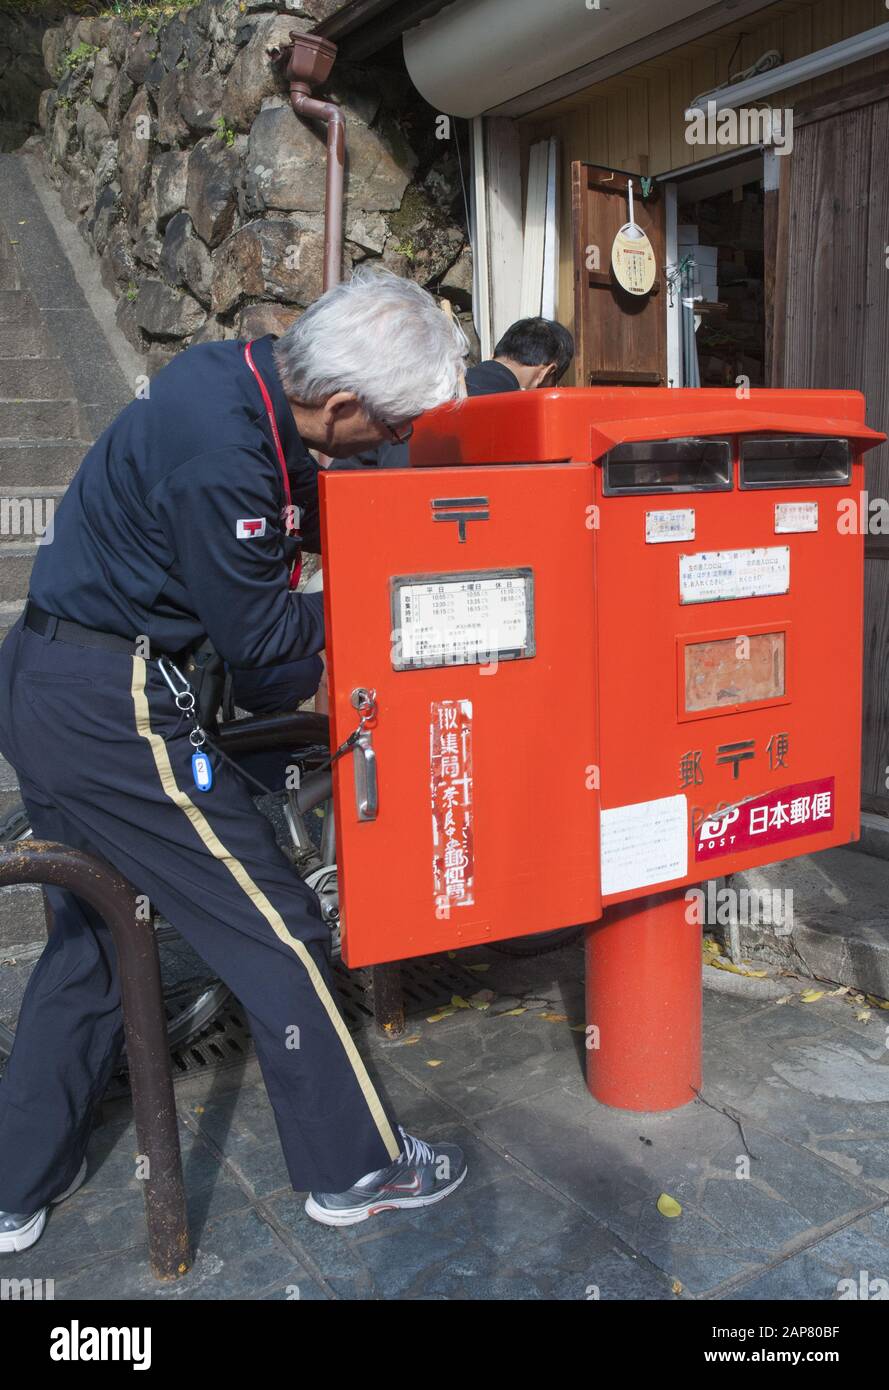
top-left (384, 420), bottom-right (415, 446)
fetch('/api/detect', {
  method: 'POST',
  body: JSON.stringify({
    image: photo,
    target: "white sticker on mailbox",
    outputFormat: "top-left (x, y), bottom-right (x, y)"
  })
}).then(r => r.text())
top-left (775, 501), bottom-right (818, 533)
top-left (646, 508), bottom-right (695, 543)
top-left (392, 569), bottom-right (534, 670)
top-left (600, 794), bottom-right (688, 896)
top-left (679, 547), bottom-right (790, 604)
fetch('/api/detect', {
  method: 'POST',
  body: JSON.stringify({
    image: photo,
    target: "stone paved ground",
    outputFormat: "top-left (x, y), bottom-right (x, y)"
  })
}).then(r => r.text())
top-left (2, 941), bottom-right (888, 1301)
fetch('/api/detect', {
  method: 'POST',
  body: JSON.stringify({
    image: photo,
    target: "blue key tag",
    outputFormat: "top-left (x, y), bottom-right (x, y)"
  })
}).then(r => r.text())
top-left (192, 751), bottom-right (213, 792)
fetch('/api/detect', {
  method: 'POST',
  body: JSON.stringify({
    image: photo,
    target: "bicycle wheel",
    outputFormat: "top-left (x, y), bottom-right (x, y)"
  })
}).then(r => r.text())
top-left (489, 924), bottom-right (586, 957)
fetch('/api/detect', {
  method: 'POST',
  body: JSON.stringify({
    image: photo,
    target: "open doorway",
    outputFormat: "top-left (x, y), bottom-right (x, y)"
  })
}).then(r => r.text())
top-left (667, 152), bottom-right (765, 389)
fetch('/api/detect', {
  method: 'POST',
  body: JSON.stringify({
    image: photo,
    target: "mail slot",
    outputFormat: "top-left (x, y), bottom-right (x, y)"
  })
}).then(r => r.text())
top-left (318, 387), bottom-right (884, 1111)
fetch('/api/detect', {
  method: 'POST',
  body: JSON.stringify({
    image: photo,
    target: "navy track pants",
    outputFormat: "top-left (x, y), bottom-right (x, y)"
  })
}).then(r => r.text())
top-left (0, 619), bottom-right (401, 1212)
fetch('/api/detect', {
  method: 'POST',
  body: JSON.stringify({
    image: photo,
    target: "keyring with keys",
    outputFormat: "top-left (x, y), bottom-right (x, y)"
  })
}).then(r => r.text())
top-left (157, 657), bottom-right (214, 791)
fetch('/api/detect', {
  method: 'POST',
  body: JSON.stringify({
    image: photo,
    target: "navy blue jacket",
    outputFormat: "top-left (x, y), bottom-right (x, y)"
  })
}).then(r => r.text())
top-left (29, 336), bottom-right (325, 669)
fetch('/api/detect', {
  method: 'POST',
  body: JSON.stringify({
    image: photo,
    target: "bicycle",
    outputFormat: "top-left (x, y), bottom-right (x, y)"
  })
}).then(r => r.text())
top-left (0, 709), bottom-right (336, 1060)
top-left (0, 708), bottom-right (583, 1062)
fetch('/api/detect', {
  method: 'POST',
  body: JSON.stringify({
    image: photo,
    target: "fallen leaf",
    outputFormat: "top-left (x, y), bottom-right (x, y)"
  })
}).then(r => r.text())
top-left (671, 1279), bottom-right (683, 1295)
top-left (447, 952), bottom-right (457, 959)
top-left (827, 985), bottom-right (850, 996)
top-left (706, 957), bottom-right (768, 978)
top-left (426, 1060), bottom-right (443, 1067)
top-left (540, 1012), bottom-right (568, 1023)
top-left (703, 937), bottom-right (721, 953)
top-left (488, 995), bottom-right (523, 1015)
top-left (855, 1009), bottom-right (872, 1023)
top-left (800, 988), bottom-right (825, 1003)
top-left (657, 1193), bottom-right (682, 1219)
top-left (866, 994), bottom-right (889, 1011)
top-left (569, 1024), bottom-right (587, 1033)
top-left (775, 995), bottom-right (793, 1005)
top-left (499, 1007), bottom-right (527, 1017)
top-left (400, 1035), bottom-right (423, 1045)
top-left (426, 1008), bottom-right (456, 1023)
top-left (467, 963), bottom-right (490, 972)
top-left (450, 995), bottom-right (471, 1010)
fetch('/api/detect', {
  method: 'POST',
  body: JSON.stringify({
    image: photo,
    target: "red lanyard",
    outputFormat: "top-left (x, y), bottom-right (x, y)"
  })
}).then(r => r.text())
top-left (244, 340), bottom-right (302, 590)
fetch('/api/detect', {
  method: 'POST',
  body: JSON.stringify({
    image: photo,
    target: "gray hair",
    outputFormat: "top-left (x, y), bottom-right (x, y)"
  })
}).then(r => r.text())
top-left (273, 266), bottom-right (469, 425)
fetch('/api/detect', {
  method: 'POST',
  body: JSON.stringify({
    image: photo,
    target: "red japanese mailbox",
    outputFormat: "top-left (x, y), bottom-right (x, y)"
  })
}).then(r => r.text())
top-left (318, 388), bottom-right (884, 1112)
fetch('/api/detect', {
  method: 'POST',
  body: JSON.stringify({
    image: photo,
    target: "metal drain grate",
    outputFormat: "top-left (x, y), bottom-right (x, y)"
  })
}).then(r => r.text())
top-left (104, 953), bottom-right (484, 1094)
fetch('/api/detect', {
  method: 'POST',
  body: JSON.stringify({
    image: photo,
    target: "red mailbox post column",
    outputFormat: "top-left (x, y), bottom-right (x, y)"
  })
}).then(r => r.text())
top-left (585, 885), bottom-right (701, 1111)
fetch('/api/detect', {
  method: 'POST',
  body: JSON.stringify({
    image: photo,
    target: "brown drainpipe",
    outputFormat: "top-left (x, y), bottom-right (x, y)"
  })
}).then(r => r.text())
top-left (270, 33), bottom-right (344, 291)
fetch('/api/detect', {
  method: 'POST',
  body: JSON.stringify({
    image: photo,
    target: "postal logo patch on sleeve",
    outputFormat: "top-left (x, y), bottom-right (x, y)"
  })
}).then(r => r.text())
top-left (236, 517), bottom-right (267, 539)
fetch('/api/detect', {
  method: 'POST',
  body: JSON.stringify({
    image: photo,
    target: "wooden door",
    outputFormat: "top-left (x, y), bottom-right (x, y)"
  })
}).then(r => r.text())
top-left (771, 73), bottom-right (889, 814)
top-left (571, 161), bottom-right (667, 386)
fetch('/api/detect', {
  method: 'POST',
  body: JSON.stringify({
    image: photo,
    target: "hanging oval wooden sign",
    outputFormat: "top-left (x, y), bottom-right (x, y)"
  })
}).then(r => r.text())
top-left (611, 223), bottom-right (656, 296)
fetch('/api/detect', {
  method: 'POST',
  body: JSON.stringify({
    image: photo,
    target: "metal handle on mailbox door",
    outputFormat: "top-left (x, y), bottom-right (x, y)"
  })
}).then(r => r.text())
top-left (350, 688), bottom-right (378, 821)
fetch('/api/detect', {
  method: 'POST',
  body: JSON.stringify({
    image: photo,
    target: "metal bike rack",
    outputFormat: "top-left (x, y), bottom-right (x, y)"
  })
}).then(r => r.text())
top-left (0, 840), bottom-right (191, 1281)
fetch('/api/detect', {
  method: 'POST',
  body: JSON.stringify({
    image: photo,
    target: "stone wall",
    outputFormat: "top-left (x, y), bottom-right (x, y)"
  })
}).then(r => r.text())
top-left (0, 1), bottom-right (67, 151)
top-left (37, 0), bottom-right (474, 375)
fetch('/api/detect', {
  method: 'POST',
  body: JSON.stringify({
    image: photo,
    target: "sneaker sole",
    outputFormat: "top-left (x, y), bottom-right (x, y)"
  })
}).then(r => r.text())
top-left (304, 1165), bottom-right (468, 1227)
top-left (0, 1209), bottom-right (47, 1255)
top-left (0, 1158), bottom-right (87, 1256)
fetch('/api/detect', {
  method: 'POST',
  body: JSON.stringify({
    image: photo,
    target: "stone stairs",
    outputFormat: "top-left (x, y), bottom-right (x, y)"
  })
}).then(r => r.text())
top-left (0, 148), bottom-right (138, 951)
top-left (0, 226), bottom-right (87, 824)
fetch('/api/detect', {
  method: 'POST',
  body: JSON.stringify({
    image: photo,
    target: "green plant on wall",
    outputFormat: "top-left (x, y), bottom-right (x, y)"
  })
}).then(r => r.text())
top-left (214, 116), bottom-right (235, 148)
top-left (61, 42), bottom-right (99, 74)
top-left (98, 1), bottom-right (196, 20)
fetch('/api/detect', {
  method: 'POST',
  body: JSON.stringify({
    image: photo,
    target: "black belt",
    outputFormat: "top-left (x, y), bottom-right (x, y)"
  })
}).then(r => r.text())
top-left (24, 600), bottom-right (185, 662)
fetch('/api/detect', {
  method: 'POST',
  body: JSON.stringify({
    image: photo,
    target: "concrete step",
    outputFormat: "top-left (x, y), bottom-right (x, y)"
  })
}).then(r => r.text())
top-left (0, 543), bottom-right (37, 602)
top-left (1, 358), bottom-right (76, 400)
top-left (0, 290), bottom-right (34, 320)
top-left (0, 765), bottom-right (44, 952)
top-left (0, 440), bottom-right (86, 486)
top-left (0, 885), bottom-right (46, 954)
top-left (0, 752), bottom-right (24, 843)
top-left (0, 314), bottom-right (54, 359)
top-left (0, 259), bottom-right (21, 291)
top-left (733, 845), bottom-right (889, 1000)
top-left (0, 600), bottom-right (23, 642)
top-left (0, 398), bottom-right (82, 440)
top-left (0, 221), bottom-right (20, 291)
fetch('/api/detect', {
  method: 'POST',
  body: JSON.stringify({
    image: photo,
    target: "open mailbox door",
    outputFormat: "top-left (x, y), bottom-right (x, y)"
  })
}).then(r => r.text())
top-left (318, 459), bottom-right (601, 968)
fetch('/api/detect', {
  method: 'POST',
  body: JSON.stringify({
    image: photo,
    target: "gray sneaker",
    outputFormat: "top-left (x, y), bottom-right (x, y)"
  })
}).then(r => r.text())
top-left (305, 1127), bottom-right (467, 1226)
top-left (0, 1158), bottom-right (88, 1255)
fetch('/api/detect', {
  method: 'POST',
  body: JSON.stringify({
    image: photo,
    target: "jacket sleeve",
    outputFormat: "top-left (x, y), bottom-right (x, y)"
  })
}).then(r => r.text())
top-left (288, 449), bottom-right (322, 553)
top-left (147, 447), bottom-right (325, 668)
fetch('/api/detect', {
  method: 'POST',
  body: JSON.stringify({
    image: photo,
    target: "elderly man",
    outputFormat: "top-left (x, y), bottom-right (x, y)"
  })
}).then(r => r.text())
top-left (0, 268), bottom-right (469, 1252)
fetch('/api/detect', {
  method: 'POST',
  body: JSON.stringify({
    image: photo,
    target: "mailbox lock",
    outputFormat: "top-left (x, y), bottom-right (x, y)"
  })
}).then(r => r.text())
top-left (351, 687), bottom-right (377, 720)
top-left (349, 687), bottom-right (378, 822)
